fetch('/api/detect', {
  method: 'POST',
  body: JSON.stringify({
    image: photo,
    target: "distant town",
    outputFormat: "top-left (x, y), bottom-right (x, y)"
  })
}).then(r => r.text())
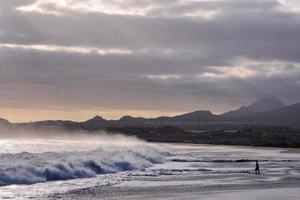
top-left (1, 97), bottom-right (300, 148)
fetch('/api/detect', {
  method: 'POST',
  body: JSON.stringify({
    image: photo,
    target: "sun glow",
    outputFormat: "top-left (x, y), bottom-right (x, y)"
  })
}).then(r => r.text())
top-left (0, 107), bottom-right (182, 123)
top-left (16, 0), bottom-right (221, 19)
top-left (0, 43), bottom-right (132, 55)
top-left (17, 0), bottom-right (152, 16)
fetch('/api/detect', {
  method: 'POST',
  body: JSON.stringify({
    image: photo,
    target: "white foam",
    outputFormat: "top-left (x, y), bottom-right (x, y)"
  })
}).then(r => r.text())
top-left (0, 138), bottom-right (169, 186)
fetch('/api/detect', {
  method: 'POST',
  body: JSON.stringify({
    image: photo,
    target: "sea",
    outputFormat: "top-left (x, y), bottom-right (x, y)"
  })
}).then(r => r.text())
top-left (0, 134), bottom-right (300, 199)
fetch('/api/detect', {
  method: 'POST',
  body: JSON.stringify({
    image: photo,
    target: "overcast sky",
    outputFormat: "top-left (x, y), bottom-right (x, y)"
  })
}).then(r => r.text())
top-left (1, 0), bottom-right (300, 122)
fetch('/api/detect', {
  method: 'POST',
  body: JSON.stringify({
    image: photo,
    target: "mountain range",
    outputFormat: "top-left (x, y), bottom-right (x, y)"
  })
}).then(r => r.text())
top-left (220, 97), bottom-right (285, 119)
top-left (1, 97), bottom-right (300, 129)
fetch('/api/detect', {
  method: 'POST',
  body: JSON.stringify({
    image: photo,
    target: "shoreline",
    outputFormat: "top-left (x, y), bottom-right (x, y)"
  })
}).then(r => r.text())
top-left (52, 181), bottom-right (300, 200)
top-left (159, 142), bottom-right (300, 152)
top-left (51, 142), bottom-right (300, 200)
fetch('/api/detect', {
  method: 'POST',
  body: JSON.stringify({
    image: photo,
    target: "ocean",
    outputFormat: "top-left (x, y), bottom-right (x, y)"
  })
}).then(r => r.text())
top-left (0, 135), bottom-right (299, 199)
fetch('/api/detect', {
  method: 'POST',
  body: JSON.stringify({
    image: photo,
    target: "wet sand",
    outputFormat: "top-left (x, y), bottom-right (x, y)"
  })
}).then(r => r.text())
top-left (281, 148), bottom-right (300, 154)
top-left (51, 143), bottom-right (300, 200)
top-left (52, 182), bottom-right (300, 200)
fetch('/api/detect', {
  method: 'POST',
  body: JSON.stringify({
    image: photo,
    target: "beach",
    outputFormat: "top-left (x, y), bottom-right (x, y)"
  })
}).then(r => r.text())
top-left (53, 181), bottom-right (300, 200)
top-left (0, 139), bottom-right (299, 200)
top-left (51, 143), bottom-right (300, 200)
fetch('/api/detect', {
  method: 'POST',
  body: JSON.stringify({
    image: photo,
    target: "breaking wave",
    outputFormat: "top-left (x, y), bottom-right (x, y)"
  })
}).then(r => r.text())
top-left (0, 144), bottom-right (169, 186)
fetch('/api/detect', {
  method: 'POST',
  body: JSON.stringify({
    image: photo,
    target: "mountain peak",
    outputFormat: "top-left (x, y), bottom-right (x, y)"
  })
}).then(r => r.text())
top-left (254, 96), bottom-right (284, 105)
top-left (221, 96), bottom-right (285, 119)
top-left (169, 110), bottom-right (216, 122)
top-left (92, 115), bottom-right (104, 120)
top-left (248, 96), bottom-right (285, 111)
top-left (119, 115), bottom-right (146, 120)
top-left (84, 115), bottom-right (106, 123)
top-left (119, 115), bottom-right (134, 120)
top-left (0, 117), bottom-right (10, 125)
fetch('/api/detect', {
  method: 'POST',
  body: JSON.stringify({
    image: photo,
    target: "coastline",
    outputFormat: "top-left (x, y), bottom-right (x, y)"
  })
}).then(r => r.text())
top-left (159, 142), bottom-right (300, 152)
top-left (51, 143), bottom-right (300, 200)
top-left (52, 181), bottom-right (300, 200)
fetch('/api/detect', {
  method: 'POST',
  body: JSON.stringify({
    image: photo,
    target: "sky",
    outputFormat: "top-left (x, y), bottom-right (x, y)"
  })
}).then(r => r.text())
top-left (1, 0), bottom-right (300, 122)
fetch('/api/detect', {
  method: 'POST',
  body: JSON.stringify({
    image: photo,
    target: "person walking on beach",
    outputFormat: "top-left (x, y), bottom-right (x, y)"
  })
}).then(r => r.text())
top-left (255, 160), bottom-right (260, 175)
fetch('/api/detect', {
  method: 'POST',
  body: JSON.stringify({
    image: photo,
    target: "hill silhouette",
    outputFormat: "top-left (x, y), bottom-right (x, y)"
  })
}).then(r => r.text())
top-left (1, 97), bottom-right (300, 128)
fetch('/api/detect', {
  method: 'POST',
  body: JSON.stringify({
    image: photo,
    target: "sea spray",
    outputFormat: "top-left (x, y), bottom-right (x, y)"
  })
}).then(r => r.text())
top-left (0, 130), bottom-right (170, 186)
top-left (0, 143), bottom-right (169, 186)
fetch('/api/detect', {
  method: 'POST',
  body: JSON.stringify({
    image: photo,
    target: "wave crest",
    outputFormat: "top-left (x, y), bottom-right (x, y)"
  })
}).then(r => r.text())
top-left (0, 144), bottom-right (169, 186)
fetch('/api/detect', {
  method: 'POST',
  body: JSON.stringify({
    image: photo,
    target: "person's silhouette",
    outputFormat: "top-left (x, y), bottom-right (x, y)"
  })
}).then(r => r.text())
top-left (255, 160), bottom-right (260, 175)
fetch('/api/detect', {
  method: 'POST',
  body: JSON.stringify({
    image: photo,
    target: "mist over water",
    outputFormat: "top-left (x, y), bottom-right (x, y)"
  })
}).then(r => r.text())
top-left (0, 127), bottom-right (169, 186)
top-left (1, 126), bottom-right (299, 200)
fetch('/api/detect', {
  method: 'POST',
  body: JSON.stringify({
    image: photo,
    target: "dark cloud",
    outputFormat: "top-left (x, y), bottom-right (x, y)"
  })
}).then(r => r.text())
top-left (0, 0), bottom-right (300, 120)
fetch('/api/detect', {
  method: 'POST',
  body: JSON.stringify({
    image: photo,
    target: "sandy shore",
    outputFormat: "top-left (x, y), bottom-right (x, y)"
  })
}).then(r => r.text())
top-left (52, 182), bottom-right (300, 200)
top-left (281, 148), bottom-right (300, 153)
top-left (49, 143), bottom-right (300, 200)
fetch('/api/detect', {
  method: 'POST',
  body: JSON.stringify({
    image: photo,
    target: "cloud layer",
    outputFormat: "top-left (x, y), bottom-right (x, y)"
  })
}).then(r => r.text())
top-left (1, 0), bottom-right (300, 122)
